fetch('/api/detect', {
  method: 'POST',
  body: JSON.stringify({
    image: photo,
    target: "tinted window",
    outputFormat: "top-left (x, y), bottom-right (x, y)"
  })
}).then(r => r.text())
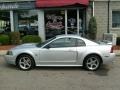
top-left (77, 39), bottom-right (86, 46)
top-left (47, 38), bottom-right (77, 48)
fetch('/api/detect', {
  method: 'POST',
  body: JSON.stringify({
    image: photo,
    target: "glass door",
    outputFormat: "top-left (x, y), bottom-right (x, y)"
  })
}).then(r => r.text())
top-left (67, 9), bottom-right (77, 34)
top-left (79, 9), bottom-right (86, 37)
top-left (44, 10), bottom-right (65, 39)
top-left (44, 9), bottom-right (86, 40)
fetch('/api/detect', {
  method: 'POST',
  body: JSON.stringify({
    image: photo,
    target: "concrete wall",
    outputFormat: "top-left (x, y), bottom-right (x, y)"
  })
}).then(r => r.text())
top-left (94, 1), bottom-right (108, 40)
top-left (88, 1), bottom-right (120, 40)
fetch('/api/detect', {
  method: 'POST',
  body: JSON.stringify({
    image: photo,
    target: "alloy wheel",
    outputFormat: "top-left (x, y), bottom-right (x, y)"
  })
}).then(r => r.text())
top-left (84, 55), bottom-right (101, 71)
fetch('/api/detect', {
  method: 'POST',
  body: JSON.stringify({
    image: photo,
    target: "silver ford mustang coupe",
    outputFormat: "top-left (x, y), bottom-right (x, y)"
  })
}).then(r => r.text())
top-left (5, 35), bottom-right (115, 71)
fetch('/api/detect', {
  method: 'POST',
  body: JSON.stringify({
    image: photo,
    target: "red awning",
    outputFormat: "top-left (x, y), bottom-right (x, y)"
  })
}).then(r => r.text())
top-left (36, 0), bottom-right (89, 8)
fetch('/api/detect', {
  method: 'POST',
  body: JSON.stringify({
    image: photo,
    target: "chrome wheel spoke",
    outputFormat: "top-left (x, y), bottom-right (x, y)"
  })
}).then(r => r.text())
top-left (26, 62), bottom-right (31, 67)
top-left (86, 57), bottom-right (99, 70)
top-left (87, 62), bottom-right (92, 65)
top-left (19, 56), bottom-right (31, 70)
top-left (92, 64), bottom-right (97, 68)
top-left (89, 64), bottom-right (97, 70)
top-left (21, 63), bottom-right (26, 68)
top-left (20, 61), bottom-right (24, 64)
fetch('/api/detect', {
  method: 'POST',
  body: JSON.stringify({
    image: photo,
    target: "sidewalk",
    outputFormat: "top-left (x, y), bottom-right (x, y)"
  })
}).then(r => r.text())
top-left (0, 45), bottom-right (15, 56)
top-left (0, 50), bottom-right (7, 55)
top-left (114, 50), bottom-right (120, 56)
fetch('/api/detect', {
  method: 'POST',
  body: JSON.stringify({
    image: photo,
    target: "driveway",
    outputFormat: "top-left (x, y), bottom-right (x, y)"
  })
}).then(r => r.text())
top-left (0, 56), bottom-right (120, 90)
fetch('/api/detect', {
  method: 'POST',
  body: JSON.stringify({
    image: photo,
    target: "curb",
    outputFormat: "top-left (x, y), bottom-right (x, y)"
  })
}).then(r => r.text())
top-left (0, 50), bottom-right (7, 56)
top-left (114, 50), bottom-right (120, 56)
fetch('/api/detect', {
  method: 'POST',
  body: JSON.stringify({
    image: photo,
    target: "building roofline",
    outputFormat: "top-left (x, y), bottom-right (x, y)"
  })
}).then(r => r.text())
top-left (90, 0), bottom-right (120, 1)
top-left (0, 0), bottom-right (34, 2)
top-left (0, 0), bottom-right (120, 3)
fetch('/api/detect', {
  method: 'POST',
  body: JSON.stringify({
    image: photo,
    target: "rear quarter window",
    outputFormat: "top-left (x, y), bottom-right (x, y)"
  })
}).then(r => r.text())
top-left (77, 39), bottom-right (86, 46)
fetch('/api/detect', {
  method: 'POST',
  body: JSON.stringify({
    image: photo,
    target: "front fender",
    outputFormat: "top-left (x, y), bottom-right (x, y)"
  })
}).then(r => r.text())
top-left (14, 49), bottom-right (39, 64)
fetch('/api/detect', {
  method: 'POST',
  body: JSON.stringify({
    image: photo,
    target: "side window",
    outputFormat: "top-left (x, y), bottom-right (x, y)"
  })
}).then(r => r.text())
top-left (46, 38), bottom-right (77, 48)
top-left (49, 38), bottom-right (65, 48)
top-left (77, 39), bottom-right (86, 46)
top-left (64, 38), bottom-right (77, 47)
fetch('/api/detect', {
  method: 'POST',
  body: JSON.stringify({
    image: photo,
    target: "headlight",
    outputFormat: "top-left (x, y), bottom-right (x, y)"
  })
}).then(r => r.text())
top-left (6, 51), bottom-right (13, 55)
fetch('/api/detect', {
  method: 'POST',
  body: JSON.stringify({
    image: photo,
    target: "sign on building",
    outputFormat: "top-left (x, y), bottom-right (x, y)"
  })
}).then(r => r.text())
top-left (0, 1), bottom-right (35, 10)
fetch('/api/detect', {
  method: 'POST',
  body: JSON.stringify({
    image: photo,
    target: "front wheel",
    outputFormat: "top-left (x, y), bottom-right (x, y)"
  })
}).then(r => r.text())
top-left (83, 55), bottom-right (102, 71)
top-left (17, 54), bottom-right (35, 70)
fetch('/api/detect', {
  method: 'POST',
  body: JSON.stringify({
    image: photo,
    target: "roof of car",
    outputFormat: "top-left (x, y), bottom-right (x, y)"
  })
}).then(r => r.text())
top-left (56, 34), bottom-right (82, 38)
top-left (55, 34), bottom-right (99, 46)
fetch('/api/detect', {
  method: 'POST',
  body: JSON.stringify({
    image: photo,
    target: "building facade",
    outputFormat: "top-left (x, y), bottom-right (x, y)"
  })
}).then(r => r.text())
top-left (0, 0), bottom-right (120, 41)
top-left (93, 0), bottom-right (120, 40)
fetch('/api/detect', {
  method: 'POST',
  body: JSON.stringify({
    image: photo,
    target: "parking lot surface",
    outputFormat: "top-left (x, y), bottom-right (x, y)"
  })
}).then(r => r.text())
top-left (0, 56), bottom-right (120, 90)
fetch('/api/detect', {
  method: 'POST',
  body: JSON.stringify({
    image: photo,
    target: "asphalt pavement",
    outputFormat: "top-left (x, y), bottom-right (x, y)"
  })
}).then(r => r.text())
top-left (0, 56), bottom-right (120, 90)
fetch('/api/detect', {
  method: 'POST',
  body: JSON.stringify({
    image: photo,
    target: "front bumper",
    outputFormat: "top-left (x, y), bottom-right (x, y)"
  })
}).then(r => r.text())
top-left (103, 53), bottom-right (116, 64)
top-left (4, 55), bottom-right (16, 65)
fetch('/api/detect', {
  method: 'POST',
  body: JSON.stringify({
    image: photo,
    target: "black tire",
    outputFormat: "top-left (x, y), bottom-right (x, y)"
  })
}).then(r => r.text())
top-left (83, 55), bottom-right (101, 71)
top-left (16, 54), bottom-right (35, 70)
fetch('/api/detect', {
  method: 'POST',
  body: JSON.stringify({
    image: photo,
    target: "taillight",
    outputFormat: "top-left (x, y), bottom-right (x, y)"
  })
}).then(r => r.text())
top-left (110, 46), bottom-right (114, 53)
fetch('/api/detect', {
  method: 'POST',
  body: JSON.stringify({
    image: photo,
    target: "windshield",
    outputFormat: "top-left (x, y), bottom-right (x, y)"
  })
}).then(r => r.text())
top-left (36, 37), bottom-right (56, 47)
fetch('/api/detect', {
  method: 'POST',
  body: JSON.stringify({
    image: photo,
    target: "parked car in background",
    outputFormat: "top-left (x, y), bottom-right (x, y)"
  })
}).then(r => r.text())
top-left (4, 35), bottom-right (115, 71)
top-left (18, 25), bottom-right (38, 36)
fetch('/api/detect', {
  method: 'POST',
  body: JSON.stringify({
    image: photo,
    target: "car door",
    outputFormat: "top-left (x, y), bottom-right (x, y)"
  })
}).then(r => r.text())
top-left (39, 37), bottom-right (78, 65)
top-left (76, 39), bottom-right (86, 65)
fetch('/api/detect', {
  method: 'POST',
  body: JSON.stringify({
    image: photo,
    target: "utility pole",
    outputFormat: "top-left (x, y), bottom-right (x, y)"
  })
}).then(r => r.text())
top-left (108, 0), bottom-right (110, 33)
top-left (92, 0), bottom-right (95, 17)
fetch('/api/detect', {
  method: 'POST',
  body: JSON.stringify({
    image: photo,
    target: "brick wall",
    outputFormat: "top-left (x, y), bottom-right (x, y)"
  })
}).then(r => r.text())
top-left (87, 1), bottom-right (120, 40)
top-left (94, 1), bottom-right (108, 40)
top-left (110, 1), bottom-right (120, 37)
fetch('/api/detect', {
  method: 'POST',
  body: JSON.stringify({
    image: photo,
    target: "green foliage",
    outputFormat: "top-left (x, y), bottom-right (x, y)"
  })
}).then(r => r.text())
top-left (88, 16), bottom-right (97, 40)
top-left (0, 34), bottom-right (10, 45)
top-left (117, 37), bottom-right (120, 45)
top-left (22, 35), bottom-right (41, 43)
top-left (9, 32), bottom-right (20, 45)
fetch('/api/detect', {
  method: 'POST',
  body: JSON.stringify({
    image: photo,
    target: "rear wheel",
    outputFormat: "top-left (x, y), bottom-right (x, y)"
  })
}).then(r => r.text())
top-left (84, 55), bottom-right (101, 71)
top-left (17, 54), bottom-right (35, 70)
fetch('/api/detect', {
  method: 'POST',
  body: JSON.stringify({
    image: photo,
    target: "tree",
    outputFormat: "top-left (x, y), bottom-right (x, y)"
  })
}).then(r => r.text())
top-left (88, 16), bottom-right (97, 40)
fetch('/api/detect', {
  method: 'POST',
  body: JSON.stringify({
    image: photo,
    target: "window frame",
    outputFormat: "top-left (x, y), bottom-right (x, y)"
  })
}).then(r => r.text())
top-left (112, 10), bottom-right (120, 29)
top-left (43, 37), bottom-right (86, 48)
top-left (76, 39), bottom-right (86, 47)
top-left (44, 37), bottom-right (78, 48)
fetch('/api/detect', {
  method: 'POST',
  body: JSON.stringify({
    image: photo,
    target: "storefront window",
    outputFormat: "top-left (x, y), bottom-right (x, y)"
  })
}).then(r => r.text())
top-left (0, 11), bottom-right (10, 34)
top-left (67, 9), bottom-right (77, 34)
top-left (45, 10), bottom-right (65, 39)
top-left (44, 9), bottom-right (86, 39)
top-left (79, 9), bottom-right (85, 36)
top-left (17, 10), bottom-right (38, 36)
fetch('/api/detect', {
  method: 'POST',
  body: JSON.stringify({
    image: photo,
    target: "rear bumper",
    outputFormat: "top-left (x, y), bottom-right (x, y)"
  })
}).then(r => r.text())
top-left (103, 53), bottom-right (115, 64)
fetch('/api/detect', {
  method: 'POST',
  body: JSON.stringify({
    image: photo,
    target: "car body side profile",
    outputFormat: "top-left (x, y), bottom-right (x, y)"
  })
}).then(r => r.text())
top-left (4, 35), bottom-right (115, 71)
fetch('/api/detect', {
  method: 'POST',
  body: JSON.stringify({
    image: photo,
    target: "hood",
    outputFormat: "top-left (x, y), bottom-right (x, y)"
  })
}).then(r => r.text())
top-left (11, 43), bottom-right (37, 50)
